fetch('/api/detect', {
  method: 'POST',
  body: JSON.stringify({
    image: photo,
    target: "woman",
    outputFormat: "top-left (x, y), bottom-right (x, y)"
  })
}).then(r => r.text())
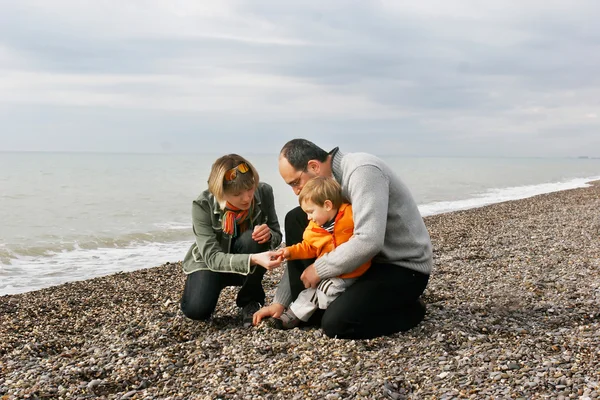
top-left (180, 154), bottom-right (283, 327)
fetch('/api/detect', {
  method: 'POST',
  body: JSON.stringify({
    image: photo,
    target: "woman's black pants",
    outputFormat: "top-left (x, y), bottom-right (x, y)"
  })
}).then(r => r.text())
top-left (180, 230), bottom-right (269, 320)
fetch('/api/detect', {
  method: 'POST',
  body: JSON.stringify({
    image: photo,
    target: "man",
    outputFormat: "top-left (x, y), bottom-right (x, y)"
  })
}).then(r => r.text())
top-left (254, 139), bottom-right (433, 339)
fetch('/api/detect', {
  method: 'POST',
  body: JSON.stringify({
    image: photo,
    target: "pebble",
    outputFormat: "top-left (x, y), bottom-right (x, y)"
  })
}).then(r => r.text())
top-left (1, 181), bottom-right (599, 399)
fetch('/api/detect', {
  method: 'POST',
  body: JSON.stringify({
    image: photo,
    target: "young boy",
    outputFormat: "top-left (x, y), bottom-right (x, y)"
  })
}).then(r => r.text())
top-left (272, 176), bottom-right (370, 329)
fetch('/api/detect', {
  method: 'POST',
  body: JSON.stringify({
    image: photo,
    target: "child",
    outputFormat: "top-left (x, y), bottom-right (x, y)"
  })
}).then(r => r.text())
top-left (272, 176), bottom-right (371, 329)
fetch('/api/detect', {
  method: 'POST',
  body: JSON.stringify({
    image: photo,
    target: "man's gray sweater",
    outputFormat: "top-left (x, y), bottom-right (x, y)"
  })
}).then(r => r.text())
top-left (274, 149), bottom-right (433, 307)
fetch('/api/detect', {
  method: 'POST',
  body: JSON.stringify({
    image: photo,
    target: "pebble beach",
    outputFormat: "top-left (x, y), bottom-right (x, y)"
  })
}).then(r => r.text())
top-left (1, 182), bottom-right (599, 399)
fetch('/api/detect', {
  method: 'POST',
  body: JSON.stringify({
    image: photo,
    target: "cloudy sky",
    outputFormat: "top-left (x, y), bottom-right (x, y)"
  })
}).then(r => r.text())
top-left (1, 0), bottom-right (599, 157)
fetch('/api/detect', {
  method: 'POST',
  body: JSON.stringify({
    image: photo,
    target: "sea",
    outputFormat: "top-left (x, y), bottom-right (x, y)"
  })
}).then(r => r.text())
top-left (1, 152), bottom-right (599, 296)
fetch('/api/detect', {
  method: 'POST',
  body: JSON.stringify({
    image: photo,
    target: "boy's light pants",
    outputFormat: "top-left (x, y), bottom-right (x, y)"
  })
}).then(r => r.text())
top-left (289, 277), bottom-right (356, 321)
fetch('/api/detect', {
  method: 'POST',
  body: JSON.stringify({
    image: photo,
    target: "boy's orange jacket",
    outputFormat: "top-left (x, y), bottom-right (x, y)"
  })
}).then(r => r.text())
top-left (286, 203), bottom-right (371, 279)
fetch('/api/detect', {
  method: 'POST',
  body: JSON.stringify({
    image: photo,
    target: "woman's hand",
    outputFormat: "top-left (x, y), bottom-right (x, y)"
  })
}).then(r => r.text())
top-left (251, 251), bottom-right (283, 270)
top-left (252, 303), bottom-right (285, 326)
top-left (252, 224), bottom-right (271, 244)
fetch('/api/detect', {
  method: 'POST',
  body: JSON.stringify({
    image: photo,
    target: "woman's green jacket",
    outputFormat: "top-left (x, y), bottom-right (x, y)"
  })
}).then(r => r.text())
top-left (182, 182), bottom-right (282, 275)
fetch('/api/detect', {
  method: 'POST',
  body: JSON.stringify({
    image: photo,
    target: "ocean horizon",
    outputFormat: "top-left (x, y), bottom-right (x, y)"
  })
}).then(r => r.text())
top-left (1, 151), bottom-right (599, 296)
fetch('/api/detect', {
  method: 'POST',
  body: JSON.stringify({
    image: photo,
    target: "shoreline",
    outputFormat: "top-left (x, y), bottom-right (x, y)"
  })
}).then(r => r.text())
top-left (3, 175), bottom-right (599, 297)
top-left (1, 182), bottom-right (599, 398)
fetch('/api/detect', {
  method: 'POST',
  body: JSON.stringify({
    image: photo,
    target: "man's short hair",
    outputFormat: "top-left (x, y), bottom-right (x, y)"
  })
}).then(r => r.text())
top-left (280, 139), bottom-right (329, 171)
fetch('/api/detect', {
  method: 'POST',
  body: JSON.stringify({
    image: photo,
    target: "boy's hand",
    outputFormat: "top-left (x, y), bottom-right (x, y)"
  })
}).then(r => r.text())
top-left (275, 248), bottom-right (290, 259)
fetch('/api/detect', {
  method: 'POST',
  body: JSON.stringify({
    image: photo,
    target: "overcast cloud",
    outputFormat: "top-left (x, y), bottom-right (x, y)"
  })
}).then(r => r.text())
top-left (1, 0), bottom-right (599, 156)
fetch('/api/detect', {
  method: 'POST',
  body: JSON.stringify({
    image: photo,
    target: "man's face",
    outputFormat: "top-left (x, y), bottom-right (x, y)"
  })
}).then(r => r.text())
top-left (278, 156), bottom-right (316, 195)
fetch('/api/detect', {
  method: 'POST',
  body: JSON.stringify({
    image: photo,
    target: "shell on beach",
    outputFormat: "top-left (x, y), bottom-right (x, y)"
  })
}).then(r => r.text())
top-left (1, 182), bottom-right (599, 399)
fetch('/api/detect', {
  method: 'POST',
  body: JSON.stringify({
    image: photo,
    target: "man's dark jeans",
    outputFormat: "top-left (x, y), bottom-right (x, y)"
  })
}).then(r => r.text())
top-left (284, 206), bottom-right (429, 339)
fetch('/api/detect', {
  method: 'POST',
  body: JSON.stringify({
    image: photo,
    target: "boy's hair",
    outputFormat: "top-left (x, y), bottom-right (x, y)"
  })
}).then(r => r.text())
top-left (298, 176), bottom-right (343, 209)
top-left (207, 154), bottom-right (259, 202)
top-left (280, 139), bottom-right (329, 172)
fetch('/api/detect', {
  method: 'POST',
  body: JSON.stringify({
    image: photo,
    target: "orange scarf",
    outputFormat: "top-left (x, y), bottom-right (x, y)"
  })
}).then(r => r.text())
top-left (222, 201), bottom-right (253, 237)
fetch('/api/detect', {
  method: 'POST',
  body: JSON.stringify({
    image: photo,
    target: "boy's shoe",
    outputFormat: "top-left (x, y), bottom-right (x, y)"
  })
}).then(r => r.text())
top-left (268, 308), bottom-right (302, 330)
top-left (240, 301), bottom-right (261, 328)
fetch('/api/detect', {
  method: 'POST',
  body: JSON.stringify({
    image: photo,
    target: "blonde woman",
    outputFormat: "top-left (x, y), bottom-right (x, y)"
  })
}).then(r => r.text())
top-left (180, 154), bottom-right (283, 327)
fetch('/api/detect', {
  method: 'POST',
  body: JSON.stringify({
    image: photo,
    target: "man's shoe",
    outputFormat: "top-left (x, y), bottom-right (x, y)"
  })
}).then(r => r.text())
top-left (240, 301), bottom-right (261, 328)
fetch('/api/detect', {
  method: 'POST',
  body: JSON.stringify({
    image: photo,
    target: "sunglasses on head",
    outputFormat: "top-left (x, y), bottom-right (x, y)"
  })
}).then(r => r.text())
top-left (224, 162), bottom-right (250, 182)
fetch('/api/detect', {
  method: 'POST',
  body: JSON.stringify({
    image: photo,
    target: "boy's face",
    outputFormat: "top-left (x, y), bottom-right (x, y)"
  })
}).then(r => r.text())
top-left (301, 199), bottom-right (336, 226)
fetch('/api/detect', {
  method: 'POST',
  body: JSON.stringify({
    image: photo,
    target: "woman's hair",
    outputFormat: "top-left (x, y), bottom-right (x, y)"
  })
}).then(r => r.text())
top-left (207, 154), bottom-right (259, 202)
top-left (280, 139), bottom-right (329, 171)
top-left (298, 176), bottom-right (343, 209)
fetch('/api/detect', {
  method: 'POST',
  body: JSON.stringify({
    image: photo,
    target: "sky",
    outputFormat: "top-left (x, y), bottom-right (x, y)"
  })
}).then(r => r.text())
top-left (1, 0), bottom-right (599, 157)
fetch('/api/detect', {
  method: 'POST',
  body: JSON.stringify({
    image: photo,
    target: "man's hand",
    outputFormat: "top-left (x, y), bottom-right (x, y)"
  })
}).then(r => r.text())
top-left (300, 263), bottom-right (321, 289)
top-left (252, 224), bottom-right (271, 244)
top-left (253, 303), bottom-right (285, 326)
top-left (251, 251), bottom-right (283, 270)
